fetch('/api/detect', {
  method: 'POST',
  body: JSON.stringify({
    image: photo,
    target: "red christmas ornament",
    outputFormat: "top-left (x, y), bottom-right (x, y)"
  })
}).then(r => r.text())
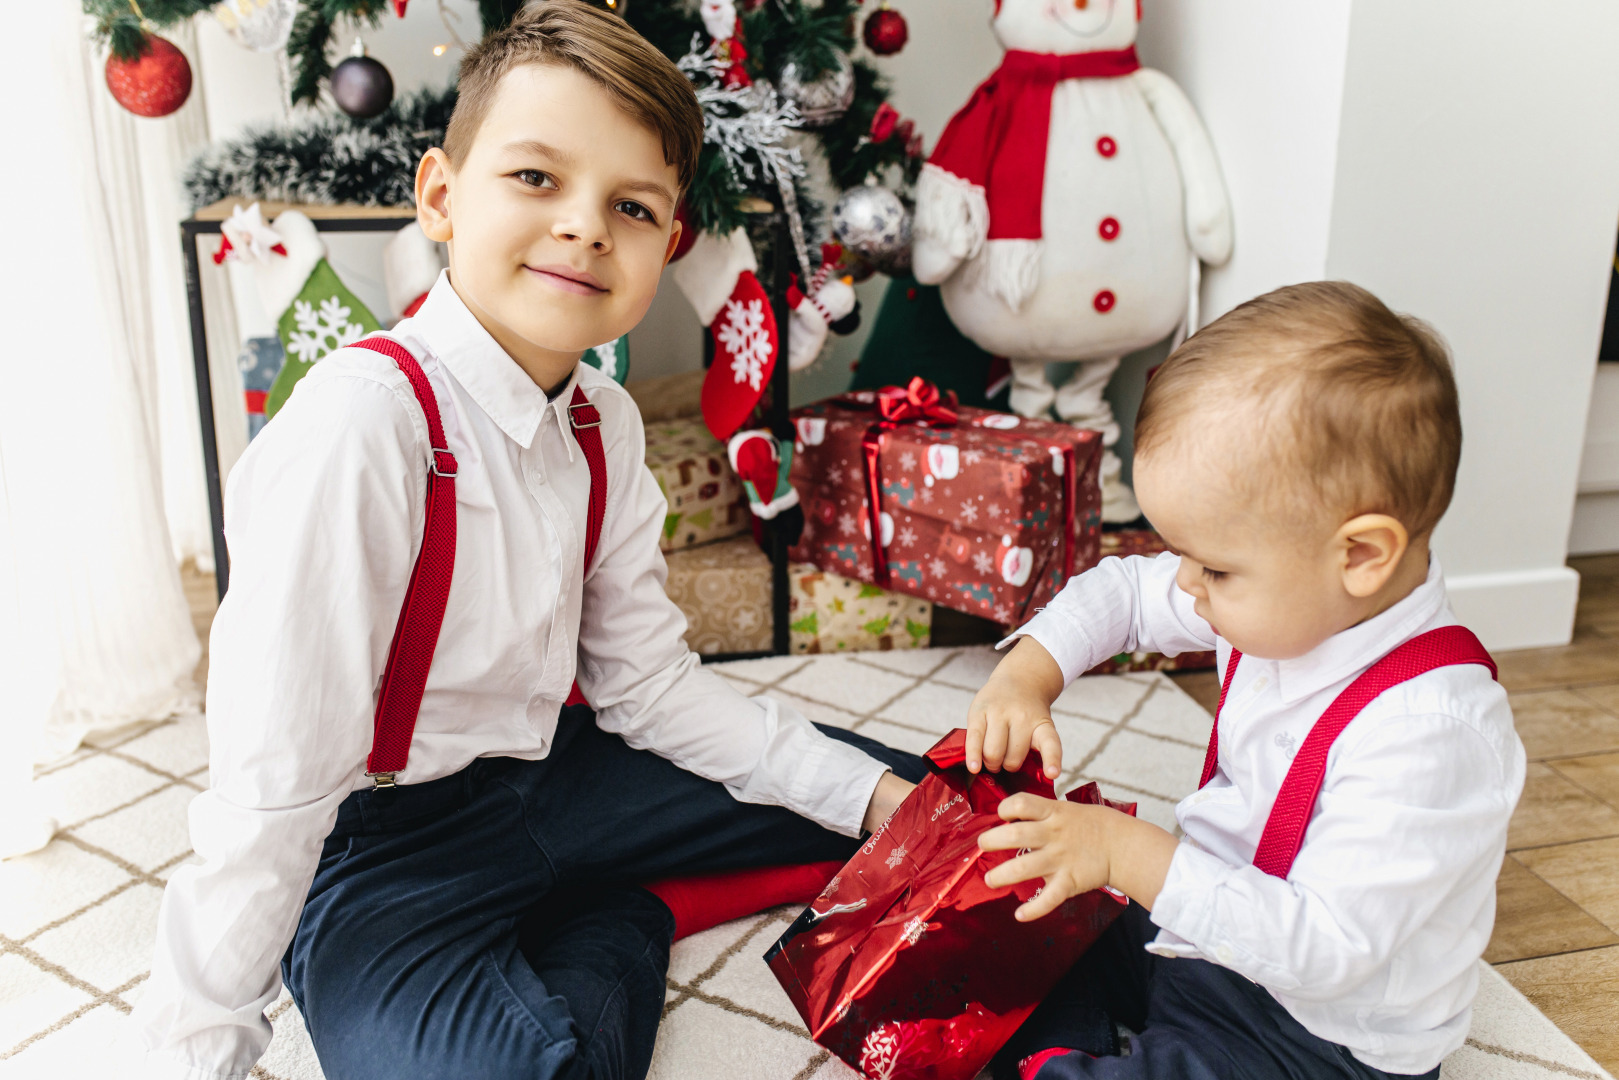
top-left (393, 0), bottom-right (409, 15)
top-left (863, 2), bottom-right (908, 56)
top-left (104, 33), bottom-right (192, 118)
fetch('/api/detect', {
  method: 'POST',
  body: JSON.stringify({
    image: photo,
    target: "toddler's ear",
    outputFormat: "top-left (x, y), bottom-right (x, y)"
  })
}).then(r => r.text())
top-left (416, 148), bottom-right (454, 244)
top-left (1338, 513), bottom-right (1409, 599)
top-left (663, 218), bottom-right (684, 268)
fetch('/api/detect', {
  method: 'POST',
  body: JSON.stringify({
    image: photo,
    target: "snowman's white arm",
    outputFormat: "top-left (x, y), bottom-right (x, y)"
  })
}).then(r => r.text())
top-left (1133, 69), bottom-right (1234, 267)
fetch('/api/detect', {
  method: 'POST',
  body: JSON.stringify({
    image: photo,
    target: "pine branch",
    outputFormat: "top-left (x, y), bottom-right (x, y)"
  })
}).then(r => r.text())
top-left (288, 0), bottom-right (387, 107)
top-left (478, 0), bottom-right (526, 36)
top-left (83, 0), bottom-right (213, 59)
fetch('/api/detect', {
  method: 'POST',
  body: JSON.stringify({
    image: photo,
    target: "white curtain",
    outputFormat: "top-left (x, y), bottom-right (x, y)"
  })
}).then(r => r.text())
top-left (0, 4), bottom-right (211, 855)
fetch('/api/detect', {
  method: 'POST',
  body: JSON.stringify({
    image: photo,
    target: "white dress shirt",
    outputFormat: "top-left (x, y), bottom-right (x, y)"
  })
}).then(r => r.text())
top-left (127, 274), bottom-right (890, 1080)
top-left (1012, 552), bottom-right (1523, 1075)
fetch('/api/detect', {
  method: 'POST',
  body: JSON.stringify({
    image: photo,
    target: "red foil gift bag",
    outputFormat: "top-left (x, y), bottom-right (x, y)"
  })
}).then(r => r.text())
top-left (787, 380), bottom-right (1103, 625)
top-left (765, 729), bottom-right (1136, 1080)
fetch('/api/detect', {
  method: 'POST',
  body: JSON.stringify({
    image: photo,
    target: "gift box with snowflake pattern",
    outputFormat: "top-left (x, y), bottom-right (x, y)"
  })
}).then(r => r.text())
top-left (645, 416), bottom-right (750, 553)
top-left (789, 566), bottom-right (932, 654)
top-left (663, 535), bottom-right (773, 655)
top-left (787, 393), bottom-right (1103, 625)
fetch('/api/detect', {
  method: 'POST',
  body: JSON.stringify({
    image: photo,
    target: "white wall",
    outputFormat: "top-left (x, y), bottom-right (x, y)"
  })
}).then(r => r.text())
top-left (1322, 0), bottom-right (1619, 648)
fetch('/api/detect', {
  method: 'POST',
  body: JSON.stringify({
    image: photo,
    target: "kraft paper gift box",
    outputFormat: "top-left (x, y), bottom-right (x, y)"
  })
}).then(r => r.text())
top-left (789, 566), bottom-right (932, 654)
top-left (663, 536), bottom-right (772, 655)
top-left (1082, 528), bottom-right (1217, 676)
top-left (645, 415), bottom-right (749, 553)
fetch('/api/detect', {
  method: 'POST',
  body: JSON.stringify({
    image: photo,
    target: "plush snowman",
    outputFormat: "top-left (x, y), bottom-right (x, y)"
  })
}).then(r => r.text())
top-left (912, 0), bottom-right (1232, 522)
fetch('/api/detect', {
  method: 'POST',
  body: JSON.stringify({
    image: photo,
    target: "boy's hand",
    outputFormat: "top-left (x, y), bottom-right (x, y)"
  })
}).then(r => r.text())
top-left (979, 793), bottom-right (1178, 921)
top-left (966, 637), bottom-right (1066, 778)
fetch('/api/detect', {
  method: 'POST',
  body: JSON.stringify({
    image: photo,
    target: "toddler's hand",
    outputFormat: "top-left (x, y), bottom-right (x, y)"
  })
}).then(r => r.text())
top-left (966, 680), bottom-right (1062, 778)
top-left (978, 794), bottom-right (1112, 921)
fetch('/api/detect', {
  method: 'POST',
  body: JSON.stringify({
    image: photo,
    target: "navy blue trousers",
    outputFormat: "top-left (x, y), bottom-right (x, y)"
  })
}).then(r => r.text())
top-left (282, 708), bottom-right (926, 1080)
top-left (998, 904), bottom-right (1442, 1080)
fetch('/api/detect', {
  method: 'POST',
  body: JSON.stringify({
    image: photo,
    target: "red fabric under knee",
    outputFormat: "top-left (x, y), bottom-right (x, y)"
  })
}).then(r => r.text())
top-left (645, 861), bottom-right (843, 941)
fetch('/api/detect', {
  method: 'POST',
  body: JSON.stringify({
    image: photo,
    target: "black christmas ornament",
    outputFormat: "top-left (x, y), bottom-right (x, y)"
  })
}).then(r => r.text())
top-left (331, 39), bottom-right (394, 119)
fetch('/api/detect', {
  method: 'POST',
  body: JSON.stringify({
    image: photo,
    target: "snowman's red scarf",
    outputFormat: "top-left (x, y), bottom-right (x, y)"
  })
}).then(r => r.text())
top-left (928, 47), bottom-right (1141, 242)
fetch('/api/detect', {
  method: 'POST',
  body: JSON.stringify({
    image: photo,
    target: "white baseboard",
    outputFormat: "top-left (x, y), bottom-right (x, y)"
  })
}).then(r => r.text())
top-left (1446, 566), bottom-right (1581, 652)
top-left (1570, 491), bottom-right (1619, 556)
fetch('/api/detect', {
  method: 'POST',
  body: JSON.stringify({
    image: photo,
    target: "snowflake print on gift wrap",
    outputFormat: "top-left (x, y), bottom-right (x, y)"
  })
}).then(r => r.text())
top-left (287, 295), bottom-right (365, 362)
top-left (828, 463), bottom-right (845, 485)
top-left (918, 484), bottom-right (934, 505)
top-left (928, 557), bottom-right (948, 579)
top-left (959, 500), bottom-right (979, 524)
top-left (993, 604), bottom-right (1011, 622)
top-left (987, 503), bottom-right (1003, 520)
top-left (962, 448), bottom-right (985, 466)
top-left (885, 842), bottom-right (908, 869)
top-left (839, 512), bottom-right (858, 536)
top-left (897, 525), bottom-right (918, 548)
top-left (972, 550), bottom-right (994, 575)
top-left (899, 451), bottom-right (917, 472)
top-left (718, 297), bottom-right (772, 391)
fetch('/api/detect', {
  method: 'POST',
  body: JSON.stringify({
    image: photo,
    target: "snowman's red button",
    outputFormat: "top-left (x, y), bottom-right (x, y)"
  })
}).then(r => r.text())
top-left (1099, 216), bottom-right (1120, 241)
top-left (1093, 289), bottom-right (1116, 313)
top-left (1096, 135), bottom-right (1118, 158)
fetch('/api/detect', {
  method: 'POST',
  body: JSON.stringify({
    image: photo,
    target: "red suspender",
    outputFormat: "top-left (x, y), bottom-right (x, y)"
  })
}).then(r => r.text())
top-left (1196, 625), bottom-right (1498, 879)
top-left (353, 337), bottom-right (609, 783)
top-left (353, 337), bottom-right (458, 786)
top-left (1197, 648), bottom-right (1243, 789)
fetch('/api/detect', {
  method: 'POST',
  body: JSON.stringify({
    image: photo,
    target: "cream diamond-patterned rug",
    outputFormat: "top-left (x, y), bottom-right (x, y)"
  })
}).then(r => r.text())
top-left (0, 647), bottom-right (1608, 1080)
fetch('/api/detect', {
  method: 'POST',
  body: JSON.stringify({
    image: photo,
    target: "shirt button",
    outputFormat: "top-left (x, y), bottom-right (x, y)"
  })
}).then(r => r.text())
top-left (1096, 135), bottom-right (1118, 158)
top-left (1098, 216), bottom-right (1120, 241)
top-left (1216, 944), bottom-right (1235, 965)
top-left (1093, 289), bottom-right (1116, 313)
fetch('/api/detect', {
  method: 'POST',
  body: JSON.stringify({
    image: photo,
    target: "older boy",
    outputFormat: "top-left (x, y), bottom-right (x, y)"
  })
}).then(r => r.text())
top-left (966, 282), bottom-right (1523, 1080)
top-left (127, 5), bottom-right (919, 1078)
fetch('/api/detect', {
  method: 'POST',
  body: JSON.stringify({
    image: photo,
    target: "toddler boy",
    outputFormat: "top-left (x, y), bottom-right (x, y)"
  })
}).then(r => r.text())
top-left (967, 281), bottom-right (1524, 1080)
top-left (126, 4), bottom-right (919, 1078)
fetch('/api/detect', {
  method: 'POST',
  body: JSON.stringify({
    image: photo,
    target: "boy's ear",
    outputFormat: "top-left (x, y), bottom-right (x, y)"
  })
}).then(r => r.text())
top-left (1336, 513), bottom-right (1410, 599)
top-left (417, 148), bottom-right (454, 244)
top-left (663, 217), bottom-right (684, 268)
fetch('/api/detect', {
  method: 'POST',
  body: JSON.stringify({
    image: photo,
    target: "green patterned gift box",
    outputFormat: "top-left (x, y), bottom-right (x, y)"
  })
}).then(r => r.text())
top-left (789, 566), bottom-right (932, 655)
top-left (645, 416), bottom-right (749, 553)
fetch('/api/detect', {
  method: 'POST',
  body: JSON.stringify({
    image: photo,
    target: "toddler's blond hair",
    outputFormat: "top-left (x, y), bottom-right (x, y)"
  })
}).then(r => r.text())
top-left (1136, 281), bottom-right (1461, 539)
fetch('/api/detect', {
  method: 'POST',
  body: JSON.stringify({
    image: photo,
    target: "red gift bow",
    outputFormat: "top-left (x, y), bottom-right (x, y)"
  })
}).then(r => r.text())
top-left (858, 379), bottom-right (958, 587)
top-left (849, 378), bottom-right (1080, 597)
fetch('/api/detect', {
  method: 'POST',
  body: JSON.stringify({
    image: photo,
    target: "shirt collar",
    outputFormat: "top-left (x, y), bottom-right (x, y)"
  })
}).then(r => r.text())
top-left (409, 272), bottom-right (555, 450)
top-left (1272, 556), bottom-right (1449, 705)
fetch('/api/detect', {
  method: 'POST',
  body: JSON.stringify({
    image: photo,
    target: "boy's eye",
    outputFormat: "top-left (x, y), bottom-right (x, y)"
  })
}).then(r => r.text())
top-left (513, 169), bottom-right (557, 189)
top-left (1202, 567), bottom-right (1227, 583)
top-left (615, 200), bottom-right (655, 223)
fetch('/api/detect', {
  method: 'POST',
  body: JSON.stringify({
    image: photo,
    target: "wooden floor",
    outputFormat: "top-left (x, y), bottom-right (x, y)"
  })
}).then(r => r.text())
top-left (1173, 553), bottom-right (1619, 1071)
top-left (183, 556), bottom-right (1619, 1070)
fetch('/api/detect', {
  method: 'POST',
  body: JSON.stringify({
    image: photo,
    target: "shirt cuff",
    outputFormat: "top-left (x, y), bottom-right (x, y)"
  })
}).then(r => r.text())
top-left (803, 729), bottom-right (891, 837)
top-left (1149, 840), bottom-right (1241, 966)
top-left (996, 608), bottom-right (1102, 685)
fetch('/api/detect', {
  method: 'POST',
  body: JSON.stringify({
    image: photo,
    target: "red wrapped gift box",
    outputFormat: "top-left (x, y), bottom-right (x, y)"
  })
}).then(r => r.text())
top-left (765, 729), bottom-right (1136, 1080)
top-left (788, 382), bottom-right (1103, 625)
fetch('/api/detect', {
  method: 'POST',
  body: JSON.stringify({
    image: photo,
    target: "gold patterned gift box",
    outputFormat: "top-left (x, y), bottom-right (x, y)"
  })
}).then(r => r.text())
top-left (645, 416), bottom-right (749, 553)
top-left (664, 536), bottom-right (773, 655)
top-left (789, 567), bottom-right (931, 654)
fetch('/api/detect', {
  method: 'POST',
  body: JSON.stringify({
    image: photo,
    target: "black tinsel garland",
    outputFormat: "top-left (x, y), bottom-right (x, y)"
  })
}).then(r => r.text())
top-left (184, 85), bottom-right (456, 210)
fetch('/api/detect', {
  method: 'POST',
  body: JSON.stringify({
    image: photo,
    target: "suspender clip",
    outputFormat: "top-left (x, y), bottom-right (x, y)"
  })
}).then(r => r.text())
top-left (367, 771), bottom-right (398, 789)
top-left (568, 402), bottom-right (602, 429)
top-left (430, 447), bottom-right (458, 478)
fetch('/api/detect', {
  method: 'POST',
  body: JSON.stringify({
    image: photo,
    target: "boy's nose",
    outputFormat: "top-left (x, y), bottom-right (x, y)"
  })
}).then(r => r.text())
top-left (552, 204), bottom-right (612, 252)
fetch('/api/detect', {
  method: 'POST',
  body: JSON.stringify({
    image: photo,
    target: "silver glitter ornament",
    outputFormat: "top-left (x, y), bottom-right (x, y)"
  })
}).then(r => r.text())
top-left (777, 51), bottom-right (855, 127)
top-left (832, 185), bottom-right (913, 277)
top-left (212, 0), bottom-right (296, 53)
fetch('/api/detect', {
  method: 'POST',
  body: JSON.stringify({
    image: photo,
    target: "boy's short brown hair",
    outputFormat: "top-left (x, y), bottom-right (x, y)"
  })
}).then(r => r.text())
top-left (443, 0), bottom-right (704, 195)
top-left (1135, 281), bottom-right (1462, 539)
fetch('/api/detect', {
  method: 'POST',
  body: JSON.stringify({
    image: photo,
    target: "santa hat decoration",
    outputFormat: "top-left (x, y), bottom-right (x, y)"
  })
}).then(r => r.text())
top-left (383, 221), bottom-right (444, 322)
top-left (216, 204), bottom-right (380, 420)
top-left (674, 228), bottom-right (781, 441)
top-left (727, 428), bottom-right (799, 520)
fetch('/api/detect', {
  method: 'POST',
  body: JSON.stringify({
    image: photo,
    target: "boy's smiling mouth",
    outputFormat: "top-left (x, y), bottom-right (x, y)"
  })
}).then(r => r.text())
top-left (527, 263), bottom-right (608, 295)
